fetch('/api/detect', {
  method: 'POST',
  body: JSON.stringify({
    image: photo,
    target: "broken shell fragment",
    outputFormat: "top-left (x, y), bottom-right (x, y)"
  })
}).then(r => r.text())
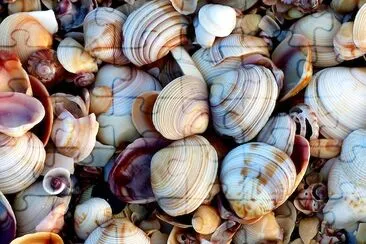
top-left (310, 139), bottom-right (342, 159)
top-left (294, 183), bottom-right (328, 214)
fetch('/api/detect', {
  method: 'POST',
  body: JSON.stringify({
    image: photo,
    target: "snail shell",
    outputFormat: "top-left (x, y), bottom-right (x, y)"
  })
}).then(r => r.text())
top-left (74, 198), bottom-right (112, 240)
top-left (42, 167), bottom-right (72, 195)
top-left (84, 7), bottom-right (129, 65)
top-left (0, 92), bottom-right (45, 137)
top-left (210, 65), bottom-right (278, 143)
top-left (305, 67), bottom-right (366, 140)
top-left (0, 10), bottom-right (58, 63)
top-left (0, 191), bottom-right (16, 243)
top-left (10, 232), bottom-right (63, 244)
top-left (0, 132), bottom-right (45, 194)
top-left (85, 218), bottom-right (150, 244)
top-left (152, 75), bottom-right (209, 140)
top-left (122, 0), bottom-right (189, 66)
top-left (151, 135), bottom-right (218, 216)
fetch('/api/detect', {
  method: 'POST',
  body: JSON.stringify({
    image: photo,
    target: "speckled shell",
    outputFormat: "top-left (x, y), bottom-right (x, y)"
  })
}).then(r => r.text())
top-left (151, 135), bottom-right (218, 216)
top-left (210, 65), bottom-right (278, 143)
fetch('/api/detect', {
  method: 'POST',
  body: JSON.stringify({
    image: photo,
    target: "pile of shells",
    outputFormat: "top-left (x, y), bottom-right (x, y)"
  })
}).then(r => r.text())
top-left (0, 0), bottom-right (365, 243)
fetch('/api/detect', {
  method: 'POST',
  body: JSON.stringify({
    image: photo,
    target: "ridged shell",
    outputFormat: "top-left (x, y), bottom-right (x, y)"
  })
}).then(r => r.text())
top-left (84, 7), bottom-right (129, 65)
top-left (57, 37), bottom-right (98, 74)
top-left (0, 10), bottom-right (58, 63)
top-left (74, 198), bottom-right (112, 240)
top-left (0, 92), bottom-right (45, 137)
top-left (85, 218), bottom-right (150, 244)
top-left (334, 22), bottom-right (365, 60)
top-left (122, 0), bottom-right (189, 66)
top-left (170, 46), bottom-right (204, 81)
top-left (220, 141), bottom-right (308, 221)
top-left (210, 65), bottom-right (278, 143)
top-left (170, 0), bottom-right (197, 14)
top-left (289, 103), bottom-right (319, 140)
top-left (151, 135), bottom-right (218, 216)
top-left (0, 132), bottom-right (45, 194)
top-left (0, 191), bottom-right (16, 243)
top-left (10, 232), bottom-right (63, 244)
top-left (13, 182), bottom-right (71, 236)
top-left (353, 4), bottom-right (366, 51)
top-left (305, 67), bottom-right (366, 140)
top-left (152, 75), bottom-right (209, 140)
top-left (289, 10), bottom-right (342, 67)
top-left (257, 113), bottom-right (296, 155)
top-left (51, 111), bottom-right (99, 162)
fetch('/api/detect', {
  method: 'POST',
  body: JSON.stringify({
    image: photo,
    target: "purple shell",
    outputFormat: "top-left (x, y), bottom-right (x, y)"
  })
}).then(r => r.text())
top-left (0, 192), bottom-right (16, 244)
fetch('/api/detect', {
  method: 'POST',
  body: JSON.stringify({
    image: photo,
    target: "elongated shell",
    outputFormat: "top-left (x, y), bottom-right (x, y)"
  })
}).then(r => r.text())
top-left (0, 132), bottom-right (45, 194)
top-left (305, 67), bottom-right (366, 140)
top-left (84, 7), bottom-right (129, 65)
top-left (85, 218), bottom-right (150, 244)
top-left (57, 37), bottom-right (98, 74)
top-left (152, 75), bottom-right (209, 140)
top-left (0, 10), bottom-right (58, 63)
top-left (220, 142), bottom-right (308, 221)
top-left (74, 198), bottom-right (112, 240)
top-left (122, 0), bottom-right (189, 66)
top-left (0, 191), bottom-right (16, 243)
top-left (210, 65), bottom-right (278, 143)
top-left (51, 111), bottom-right (99, 162)
top-left (0, 92), bottom-right (45, 137)
top-left (10, 232), bottom-right (63, 244)
top-left (151, 135), bottom-right (218, 216)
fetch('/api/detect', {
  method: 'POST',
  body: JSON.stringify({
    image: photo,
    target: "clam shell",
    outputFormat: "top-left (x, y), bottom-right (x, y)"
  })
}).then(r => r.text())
top-left (78, 141), bottom-right (115, 167)
top-left (305, 67), bottom-right (366, 140)
top-left (57, 37), bottom-right (98, 74)
top-left (309, 139), bottom-right (341, 159)
top-left (234, 14), bottom-right (261, 35)
top-left (192, 205), bottom-right (221, 235)
top-left (0, 132), bottom-right (45, 194)
top-left (152, 75), bottom-right (209, 140)
top-left (0, 92), bottom-right (45, 137)
top-left (211, 0), bottom-right (258, 11)
top-left (275, 201), bottom-right (297, 244)
top-left (8, 0), bottom-right (42, 14)
top-left (84, 7), bottom-right (129, 65)
top-left (299, 217), bottom-right (320, 244)
top-left (74, 198), bottom-right (112, 240)
top-left (170, 0), bottom-right (197, 14)
top-left (333, 22), bottom-right (365, 60)
top-left (257, 113), bottom-right (296, 156)
top-left (51, 93), bottom-right (88, 119)
top-left (353, 4), bottom-right (366, 52)
top-left (170, 46), bottom-right (204, 81)
top-left (151, 135), bottom-right (218, 216)
top-left (357, 223), bottom-right (366, 244)
top-left (89, 86), bottom-right (113, 116)
top-left (330, 0), bottom-right (357, 13)
top-left (122, 0), bottom-right (189, 66)
top-left (194, 17), bottom-right (216, 48)
top-left (289, 10), bottom-right (342, 67)
top-left (210, 220), bottom-right (241, 243)
top-left (13, 182), bottom-right (71, 235)
top-left (210, 65), bottom-right (278, 143)
top-left (85, 218), bottom-right (150, 244)
top-left (0, 10), bottom-right (58, 63)
top-left (42, 152), bottom-right (74, 176)
top-left (0, 191), bottom-right (16, 243)
top-left (10, 232), bottom-right (63, 244)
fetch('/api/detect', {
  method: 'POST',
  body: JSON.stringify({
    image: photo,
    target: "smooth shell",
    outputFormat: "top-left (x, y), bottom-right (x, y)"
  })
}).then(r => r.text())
top-left (192, 205), bottom-right (221, 234)
top-left (10, 232), bottom-right (63, 244)
top-left (334, 21), bottom-right (365, 60)
top-left (0, 191), bottom-right (16, 244)
top-left (353, 4), bottom-right (366, 51)
top-left (170, 0), bottom-right (197, 14)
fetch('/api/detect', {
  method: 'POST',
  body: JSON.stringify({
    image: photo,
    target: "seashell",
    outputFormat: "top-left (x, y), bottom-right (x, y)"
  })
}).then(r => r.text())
top-left (0, 10), bottom-right (58, 63)
top-left (84, 7), bottom-right (129, 65)
top-left (41, 0), bottom-right (58, 9)
top-left (294, 183), bottom-right (328, 215)
top-left (210, 65), bottom-right (278, 143)
top-left (233, 212), bottom-right (283, 243)
top-left (132, 91), bottom-right (161, 138)
top-left (192, 205), bottom-right (221, 234)
top-left (117, 0), bottom-right (150, 16)
top-left (170, 46), bottom-right (204, 81)
top-left (51, 93), bottom-right (88, 118)
top-left (309, 139), bottom-right (341, 159)
top-left (0, 92), bottom-right (45, 137)
top-left (51, 110), bottom-right (99, 162)
top-left (299, 217), bottom-right (320, 244)
top-left (331, 0), bottom-right (357, 13)
top-left (289, 103), bottom-right (319, 140)
top-left (42, 168), bottom-right (72, 195)
top-left (57, 37), bottom-right (98, 74)
top-left (13, 181), bottom-right (71, 235)
top-left (220, 139), bottom-right (309, 222)
top-left (122, 0), bottom-right (189, 66)
top-left (289, 10), bottom-right (342, 67)
top-left (211, 0), bottom-right (258, 11)
top-left (305, 67), bottom-right (366, 140)
top-left (138, 217), bottom-right (160, 233)
top-left (56, 0), bottom-right (95, 32)
top-left (10, 232), bottom-right (63, 244)
top-left (155, 208), bottom-right (193, 228)
top-left (170, 0), bottom-right (197, 14)
top-left (89, 86), bottom-right (113, 116)
top-left (257, 113), bottom-right (296, 156)
top-left (0, 51), bottom-right (32, 95)
top-left (27, 49), bottom-right (65, 88)
top-left (8, 0), bottom-right (42, 14)
top-left (353, 4), bottom-right (366, 52)
top-left (151, 135), bottom-right (218, 216)
top-left (0, 191), bottom-right (16, 244)
top-left (234, 14), bottom-right (261, 35)
top-left (93, 64), bottom-right (161, 146)
top-left (151, 231), bottom-right (169, 244)
top-left (152, 75), bottom-right (209, 140)
top-left (79, 141), bottom-right (115, 167)
top-left (85, 218), bottom-right (150, 244)
top-left (109, 137), bottom-right (170, 204)
top-left (167, 226), bottom-right (198, 244)
top-left (0, 132), bottom-right (45, 194)
top-left (357, 223), bottom-right (366, 244)
top-left (42, 152), bottom-right (74, 176)
top-left (210, 220), bottom-right (241, 243)
top-left (333, 22), bottom-right (365, 61)
top-left (272, 34), bottom-right (312, 101)
top-left (275, 201), bottom-right (297, 244)
top-left (74, 198), bottom-right (112, 240)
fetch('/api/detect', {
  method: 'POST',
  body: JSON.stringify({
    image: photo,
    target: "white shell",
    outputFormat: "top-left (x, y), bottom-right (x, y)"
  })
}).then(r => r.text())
top-left (78, 141), bottom-right (115, 167)
top-left (42, 167), bottom-right (72, 195)
top-left (42, 152), bottom-right (74, 176)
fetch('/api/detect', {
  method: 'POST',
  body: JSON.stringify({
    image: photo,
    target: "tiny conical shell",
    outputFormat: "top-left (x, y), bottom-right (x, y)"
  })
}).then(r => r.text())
top-left (152, 75), bottom-right (209, 140)
top-left (74, 198), bottom-right (112, 240)
top-left (42, 168), bottom-right (72, 195)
